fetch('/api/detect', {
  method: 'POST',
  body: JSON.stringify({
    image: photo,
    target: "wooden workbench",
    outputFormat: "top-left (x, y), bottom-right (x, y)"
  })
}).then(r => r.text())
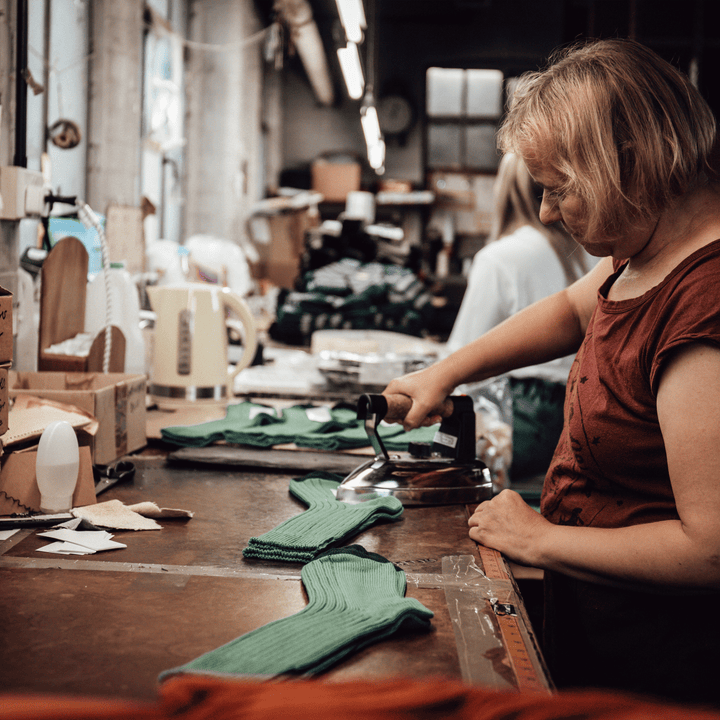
top-left (0, 455), bottom-right (551, 701)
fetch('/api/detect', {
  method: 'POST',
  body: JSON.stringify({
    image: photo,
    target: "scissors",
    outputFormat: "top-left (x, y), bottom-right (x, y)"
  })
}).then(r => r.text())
top-left (93, 461), bottom-right (136, 496)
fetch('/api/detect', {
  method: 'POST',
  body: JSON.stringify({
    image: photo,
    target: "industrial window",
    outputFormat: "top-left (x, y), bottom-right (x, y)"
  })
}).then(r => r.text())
top-left (425, 67), bottom-right (504, 172)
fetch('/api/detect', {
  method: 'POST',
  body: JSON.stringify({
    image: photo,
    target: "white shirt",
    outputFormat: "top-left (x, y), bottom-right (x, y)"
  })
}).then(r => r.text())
top-left (446, 225), bottom-right (595, 385)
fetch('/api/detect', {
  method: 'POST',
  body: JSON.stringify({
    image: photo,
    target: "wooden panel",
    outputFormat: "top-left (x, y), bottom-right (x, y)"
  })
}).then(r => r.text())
top-left (0, 572), bottom-right (459, 699)
top-left (5, 459), bottom-right (480, 573)
top-left (38, 236), bottom-right (88, 364)
top-left (86, 325), bottom-right (126, 372)
top-left (0, 569), bottom-right (306, 700)
top-left (0, 457), bottom-right (549, 701)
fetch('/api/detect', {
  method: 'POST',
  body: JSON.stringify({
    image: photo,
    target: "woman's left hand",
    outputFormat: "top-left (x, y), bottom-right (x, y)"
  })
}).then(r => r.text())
top-left (468, 489), bottom-right (551, 567)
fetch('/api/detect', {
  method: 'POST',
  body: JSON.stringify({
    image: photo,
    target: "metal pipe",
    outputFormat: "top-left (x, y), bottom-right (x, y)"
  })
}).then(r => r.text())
top-left (274, 0), bottom-right (334, 106)
top-left (42, 0), bottom-right (51, 153)
top-left (14, 0), bottom-right (29, 167)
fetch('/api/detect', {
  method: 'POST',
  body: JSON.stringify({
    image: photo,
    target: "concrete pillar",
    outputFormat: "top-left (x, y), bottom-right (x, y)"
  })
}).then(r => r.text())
top-left (184, 0), bottom-right (265, 243)
top-left (86, 0), bottom-right (144, 212)
top-left (0, 0), bottom-right (20, 293)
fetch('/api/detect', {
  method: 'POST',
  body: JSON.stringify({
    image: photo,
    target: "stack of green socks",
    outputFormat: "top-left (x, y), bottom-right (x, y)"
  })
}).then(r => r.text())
top-left (160, 401), bottom-right (442, 453)
top-left (243, 472), bottom-right (403, 563)
top-left (160, 402), bottom-right (280, 447)
top-left (295, 420), bottom-right (439, 451)
top-left (159, 545), bottom-right (433, 680)
top-left (160, 402), bottom-right (360, 449)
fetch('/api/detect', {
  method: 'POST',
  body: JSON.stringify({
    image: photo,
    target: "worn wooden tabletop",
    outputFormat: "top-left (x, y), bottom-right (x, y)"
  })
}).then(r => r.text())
top-left (0, 456), bottom-right (550, 700)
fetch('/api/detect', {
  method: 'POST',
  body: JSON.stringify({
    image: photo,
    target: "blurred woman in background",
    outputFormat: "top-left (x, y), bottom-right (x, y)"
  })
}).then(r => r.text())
top-left (447, 152), bottom-right (593, 479)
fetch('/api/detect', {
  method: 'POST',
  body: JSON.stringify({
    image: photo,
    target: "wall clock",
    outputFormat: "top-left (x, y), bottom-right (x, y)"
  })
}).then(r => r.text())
top-left (377, 94), bottom-right (415, 136)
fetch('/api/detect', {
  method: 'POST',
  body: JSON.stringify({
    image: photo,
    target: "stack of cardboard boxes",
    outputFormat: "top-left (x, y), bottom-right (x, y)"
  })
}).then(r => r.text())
top-left (0, 283), bottom-right (148, 516)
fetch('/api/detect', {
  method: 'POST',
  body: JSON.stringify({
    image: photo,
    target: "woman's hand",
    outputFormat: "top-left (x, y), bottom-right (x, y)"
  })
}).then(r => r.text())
top-left (383, 366), bottom-right (456, 430)
top-left (468, 490), bottom-right (551, 567)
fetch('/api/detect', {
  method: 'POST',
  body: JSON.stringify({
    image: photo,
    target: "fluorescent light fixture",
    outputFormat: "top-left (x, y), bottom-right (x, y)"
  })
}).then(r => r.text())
top-left (361, 102), bottom-right (384, 172)
top-left (336, 0), bottom-right (366, 44)
top-left (360, 104), bottom-right (381, 146)
top-left (367, 138), bottom-right (385, 172)
top-left (337, 42), bottom-right (364, 99)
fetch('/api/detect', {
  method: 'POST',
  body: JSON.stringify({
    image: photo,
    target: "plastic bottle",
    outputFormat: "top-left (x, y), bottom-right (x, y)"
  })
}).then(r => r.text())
top-left (36, 421), bottom-right (79, 513)
top-left (177, 245), bottom-right (191, 281)
top-left (85, 262), bottom-right (146, 374)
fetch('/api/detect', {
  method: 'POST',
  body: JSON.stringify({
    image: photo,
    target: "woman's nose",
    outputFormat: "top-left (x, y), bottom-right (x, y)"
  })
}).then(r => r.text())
top-left (539, 195), bottom-right (562, 225)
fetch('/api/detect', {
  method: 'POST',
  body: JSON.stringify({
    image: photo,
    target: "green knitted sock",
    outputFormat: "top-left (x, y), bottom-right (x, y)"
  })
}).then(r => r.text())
top-left (295, 421), bottom-right (439, 451)
top-left (160, 402), bottom-right (281, 447)
top-left (159, 545), bottom-right (433, 680)
top-left (225, 404), bottom-right (357, 448)
top-left (242, 472), bottom-right (403, 563)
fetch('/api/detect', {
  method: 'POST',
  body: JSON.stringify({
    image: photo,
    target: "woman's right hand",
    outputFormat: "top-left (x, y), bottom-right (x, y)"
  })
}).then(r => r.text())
top-left (383, 365), bottom-right (456, 430)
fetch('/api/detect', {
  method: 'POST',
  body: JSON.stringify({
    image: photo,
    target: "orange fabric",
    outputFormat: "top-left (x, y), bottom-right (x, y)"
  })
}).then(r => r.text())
top-left (0, 693), bottom-right (161, 720)
top-left (1, 676), bottom-right (719, 720)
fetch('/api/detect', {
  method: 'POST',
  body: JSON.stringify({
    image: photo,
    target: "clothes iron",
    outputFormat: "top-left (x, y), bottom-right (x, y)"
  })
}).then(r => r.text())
top-left (336, 393), bottom-right (493, 506)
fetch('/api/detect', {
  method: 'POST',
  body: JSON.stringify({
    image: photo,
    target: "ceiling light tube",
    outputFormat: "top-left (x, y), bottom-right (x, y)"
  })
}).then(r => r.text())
top-left (360, 104), bottom-right (381, 146)
top-left (337, 42), bottom-right (364, 99)
top-left (335, 0), bottom-right (366, 44)
top-left (367, 138), bottom-right (385, 172)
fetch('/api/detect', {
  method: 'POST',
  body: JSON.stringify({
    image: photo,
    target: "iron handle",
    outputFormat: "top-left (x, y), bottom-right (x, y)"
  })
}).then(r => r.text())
top-left (382, 393), bottom-right (455, 425)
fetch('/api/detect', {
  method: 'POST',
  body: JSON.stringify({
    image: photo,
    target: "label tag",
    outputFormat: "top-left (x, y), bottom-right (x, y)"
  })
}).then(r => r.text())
top-left (433, 430), bottom-right (457, 449)
top-left (306, 406), bottom-right (332, 423)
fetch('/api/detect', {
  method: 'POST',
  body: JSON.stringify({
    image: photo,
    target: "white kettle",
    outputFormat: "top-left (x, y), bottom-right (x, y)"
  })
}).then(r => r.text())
top-left (147, 284), bottom-right (257, 408)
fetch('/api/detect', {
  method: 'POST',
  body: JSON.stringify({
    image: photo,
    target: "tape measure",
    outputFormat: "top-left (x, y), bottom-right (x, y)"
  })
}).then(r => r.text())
top-left (492, 598), bottom-right (550, 693)
top-left (478, 545), bottom-right (552, 693)
top-left (477, 544), bottom-right (508, 581)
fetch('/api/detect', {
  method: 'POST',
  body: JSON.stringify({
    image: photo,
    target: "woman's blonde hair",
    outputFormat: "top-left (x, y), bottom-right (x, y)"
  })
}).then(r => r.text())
top-left (497, 38), bottom-right (717, 241)
top-left (491, 152), bottom-right (587, 284)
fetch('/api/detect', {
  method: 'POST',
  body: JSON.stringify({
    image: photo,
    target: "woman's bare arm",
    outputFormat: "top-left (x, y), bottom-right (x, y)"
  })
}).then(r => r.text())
top-left (384, 257), bottom-right (613, 429)
top-left (468, 341), bottom-right (720, 591)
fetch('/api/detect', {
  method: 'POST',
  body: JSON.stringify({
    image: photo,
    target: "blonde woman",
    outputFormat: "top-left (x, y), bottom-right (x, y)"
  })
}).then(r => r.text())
top-left (447, 152), bottom-right (593, 479)
top-left (385, 39), bottom-right (720, 705)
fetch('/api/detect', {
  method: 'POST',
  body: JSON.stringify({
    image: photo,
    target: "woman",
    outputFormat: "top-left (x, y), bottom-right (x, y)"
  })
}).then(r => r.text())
top-left (384, 39), bottom-right (720, 705)
top-left (447, 152), bottom-right (592, 479)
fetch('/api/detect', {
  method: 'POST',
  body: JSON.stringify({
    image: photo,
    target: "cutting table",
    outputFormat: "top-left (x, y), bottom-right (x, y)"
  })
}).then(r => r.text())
top-left (0, 453), bottom-right (551, 700)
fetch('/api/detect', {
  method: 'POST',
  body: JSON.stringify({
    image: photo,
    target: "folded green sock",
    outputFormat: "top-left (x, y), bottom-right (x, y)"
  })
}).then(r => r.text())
top-left (160, 402), bottom-right (281, 447)
top-left (159, 545), bottom-right (433, 680)
top-left (243, 472), bottom-right (403, 563)
top-left (294, 421), bottom-right (439, 451)
top-left (225, 404), bottom-right (357, 448)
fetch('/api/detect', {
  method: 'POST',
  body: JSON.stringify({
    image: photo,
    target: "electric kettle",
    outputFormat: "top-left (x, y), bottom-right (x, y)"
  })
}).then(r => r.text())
top-left (147, 284), bottom-right (257, 408)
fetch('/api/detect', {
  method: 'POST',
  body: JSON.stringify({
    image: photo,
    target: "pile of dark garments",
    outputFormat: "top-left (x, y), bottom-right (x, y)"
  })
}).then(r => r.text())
top-left (268, 258), bottom-right (435, 346)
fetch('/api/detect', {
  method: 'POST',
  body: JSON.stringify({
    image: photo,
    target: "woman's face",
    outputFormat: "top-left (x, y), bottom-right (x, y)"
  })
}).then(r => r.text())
top-left (524, 156), bottom-right (603, 253)
top-left (524, 155), bottom-right (658, 259)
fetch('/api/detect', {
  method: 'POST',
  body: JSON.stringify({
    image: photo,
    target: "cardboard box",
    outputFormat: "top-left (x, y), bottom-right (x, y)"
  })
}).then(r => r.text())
top-left (0, 286), bottom-right (13, 365)
top-left (311, 159), bottom-right (361, 203)
top-left (8, 371), bottom-right (147, 465)
top-left (0, 364), bottom-right (8, 437)
top-left (250, 208), bottom-right (318, 289)
top-left (0, 445), bottom-right (96, 515)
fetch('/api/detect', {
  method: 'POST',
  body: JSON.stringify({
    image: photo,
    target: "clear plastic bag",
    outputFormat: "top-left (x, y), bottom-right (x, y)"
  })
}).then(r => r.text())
top-left (457, 377), bottom-right (513, 493)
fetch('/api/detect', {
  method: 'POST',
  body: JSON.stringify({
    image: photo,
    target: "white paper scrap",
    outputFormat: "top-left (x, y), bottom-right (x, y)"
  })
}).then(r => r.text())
top-left (37, 542), bottom-right (96, 555)
top-left (38, 529), bottom-right (127, 552)
top-left (0, 529), bottom-right (20, 541)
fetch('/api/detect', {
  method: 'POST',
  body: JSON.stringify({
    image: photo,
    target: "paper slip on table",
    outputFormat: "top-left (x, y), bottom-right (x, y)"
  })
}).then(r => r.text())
top-left (0, 456), bottom-right (552, 700)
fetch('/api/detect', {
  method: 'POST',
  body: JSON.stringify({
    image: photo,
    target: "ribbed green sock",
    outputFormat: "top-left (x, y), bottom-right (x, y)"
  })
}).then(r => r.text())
top-left (225, 404), bottom-right (357, 448)
top-left (242, 472), bottom-right (403, 563)
top-left (159, 545), bottom-right (433, 680)
top-left (294, 421), bottom-right (439, 451)
top-left (160, 402), bottom-right (281, 447)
